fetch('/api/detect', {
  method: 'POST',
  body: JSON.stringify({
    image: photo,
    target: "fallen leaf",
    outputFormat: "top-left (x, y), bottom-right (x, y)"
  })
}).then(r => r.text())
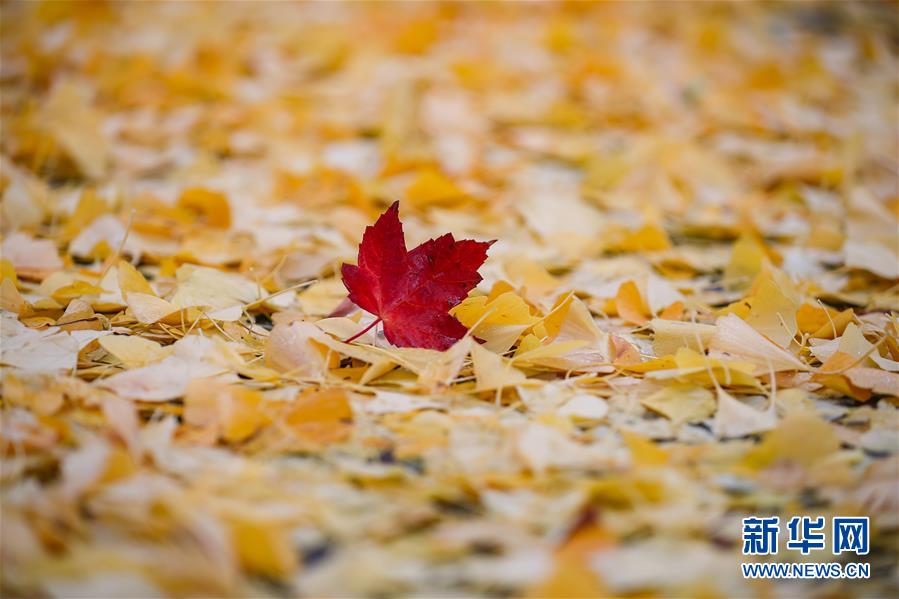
top-left (641, 384), bottom-right (716, 426)
top-left (169, 264), bottom-right (258, 321)
top-left (1, 232), bottom-right (63, 278)
top-left (710, 313), bottom-right (807, 372)
top-left (341, 201), bottom-right (493, 350)
top-left (40, 81), bottom-right (109, 179)
top-left (745, 269), bottom-right (800, 348)
top-left (615, 280), bottom-right (649, 325)
top-left (650, 319), bottom-right (717, 357)
top-left (177, 187), bottom-right (232, 229)
top-left (471, 342), bottom-right (527, 392)
top-left (743, 411), bottom-right (841, 469)
top-left (452, 290), bottom-right (538, 353)
top-left (1, 313), bottom-right (108, 373)
top-left (99, 335), bottom-right (168, 367)
top-left (264, 320), bottom-right (332, 378)
top-left (844, 240), bottom-right (899, 279)
top-left (97, 336), bottom-right (234, 401)
top-left (712, 387), bottom-right (777, 438)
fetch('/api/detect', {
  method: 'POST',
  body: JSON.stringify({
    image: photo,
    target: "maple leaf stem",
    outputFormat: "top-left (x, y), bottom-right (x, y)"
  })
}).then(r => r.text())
top-left (343, 318), bottom-right (382, 344)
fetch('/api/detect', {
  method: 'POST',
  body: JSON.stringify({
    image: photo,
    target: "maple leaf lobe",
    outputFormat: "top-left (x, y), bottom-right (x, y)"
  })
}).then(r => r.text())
top-left (341, 202), bottom-right (406, 317)
top-left (341, 201), bottom-right (493, 350)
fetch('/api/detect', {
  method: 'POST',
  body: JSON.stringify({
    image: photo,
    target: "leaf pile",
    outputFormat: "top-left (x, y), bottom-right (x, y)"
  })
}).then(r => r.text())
top-left (1, 3), bottom-right (897, 598)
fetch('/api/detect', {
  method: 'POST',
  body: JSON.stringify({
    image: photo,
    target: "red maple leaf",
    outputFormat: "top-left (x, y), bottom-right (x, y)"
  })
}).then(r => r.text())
top-left (341, 202), bottom-right (494, 350)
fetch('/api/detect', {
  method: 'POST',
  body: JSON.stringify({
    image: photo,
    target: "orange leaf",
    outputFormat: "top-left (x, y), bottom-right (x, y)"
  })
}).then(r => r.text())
top-left (810, 308), bottom-right (854, 340)
top-left (527, 523), bottom-right (610, 598)
top-left (286, 387), bottom-right (353, 425)
top-left (177, 187), bottom-right (231, 228)
top-left (658, 301), bottom-right (684, 321)
top-left (615, 280), bottom-right (649, 325)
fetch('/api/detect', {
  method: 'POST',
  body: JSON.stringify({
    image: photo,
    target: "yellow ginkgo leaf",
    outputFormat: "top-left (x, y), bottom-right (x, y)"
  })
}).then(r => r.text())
top-left (265, 320), bottom-right (333, 378)
top-left (126, 292), bottom-right (178, 324)
top-left (526, 523), bottom-right (610, 599)
top-left (51, 280), bottom-right (105, 303)
top-left (615, 223), bottom-right (672, 253)
top-left (62, 189), bottom-right (108, 242)
top-left (177, 187), bottom-right (232, 229)
top-left (641, 384), bottom-right (716, 425)
top-left (504, 257), bottom-right (559, 300)
top-left (745, 278), bottom-right (799, 348)
top-left (39, 81), bottom-right (109, 179)
top-left (117, 260), bottom-right (155, 296)
top-left (523, 295), bottom-right (611, 372)
top-left (228, 517), bottom-right (297, 578)
top-left (169, 264), bottom-right (258, 320)
top-left (712, 386), bottom-right (777, 438)
top-left (471, 342), bottom-right (527, 392)
top-left (513, 339), bottom-right (589, 365)
top-left (615, 280), bottom-right (649, 325)
top-left (651, 319), bottom-right (717, 357)
top-left (647, 347), bottom-right (761, 388)
top-left (452, 290), bottom-right (538, 353)
top-left (710, 313), bottom-right (808, 372)
top-left (405, 168), bottom-right (468, 208)
top-left (184, 380), bottom-right (269, 443)
top-left (724, 232), bottom-right (768, 288)
top-left (621, 431), bottom-right (669, 467)
top-left (0, 258), bottom-right (17, 285)
top-left (100, 335), bottom-right (168, 367)
top-left (0, 278), bottom-right (26, 313)
top-left (797, 302), bottom-right (840, 335)
top-left (810, 308), bottom-right (855, 340)
top-left (743, 411), bottom-right (841, 470)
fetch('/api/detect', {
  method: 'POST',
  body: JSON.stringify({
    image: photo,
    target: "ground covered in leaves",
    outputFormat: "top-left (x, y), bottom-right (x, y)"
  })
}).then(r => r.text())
top-left (1, 2), bottom-right (898, 598)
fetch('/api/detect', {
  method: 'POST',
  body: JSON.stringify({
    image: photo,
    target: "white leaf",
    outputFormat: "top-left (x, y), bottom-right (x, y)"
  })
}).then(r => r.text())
top-left (710, 313), bottom-right (807, 372)
top-left (712, 388), bottom-right (777, 438)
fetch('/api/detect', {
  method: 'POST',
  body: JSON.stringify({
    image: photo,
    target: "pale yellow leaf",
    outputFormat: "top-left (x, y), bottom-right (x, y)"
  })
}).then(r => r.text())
top-left (99, 335), bottom-right (168, 368)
